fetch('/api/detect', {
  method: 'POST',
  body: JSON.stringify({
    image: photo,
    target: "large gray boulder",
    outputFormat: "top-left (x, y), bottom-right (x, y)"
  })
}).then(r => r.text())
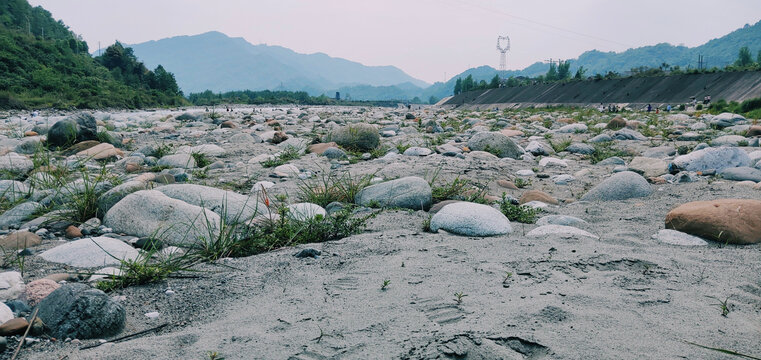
top-left (154, 184), bottom-right (268, 222)
top-left (671, 147), bottom-right (750, 172)
top-left (157, 153), bottom-right (196, 169)
top-left (104, 190), bottom-right (220, 246)
top-left (467, 132), bottom-right (524, 159)
top-left (97, 180), bottom-right (150, 216)
top-left (0, 180), bottom-right (28, 202)
top-left (36, 283), bottom-right (125, 339)
top-left (47, 113), bottom-right (97, 147)
top-left (430, 202), bottom-right (512, 237)
top-left (581, 171), bottom-right (652, 201)
top-left (718, 167), bottom-right (761, 182)
top-left (39, 237), bottom-right (139, 267)
top-left (355, 177), bottom-right (431, 210)
top-left (0, 201), bottom-right (41, 229)
top-left (330, 123), bottom-right (380, 151)
top-left (710, 113), bottom-right (745, 128)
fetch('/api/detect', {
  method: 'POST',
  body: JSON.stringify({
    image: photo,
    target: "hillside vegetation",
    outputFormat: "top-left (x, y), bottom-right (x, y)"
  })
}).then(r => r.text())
top-left (0, 0), bottom-right (185, 109)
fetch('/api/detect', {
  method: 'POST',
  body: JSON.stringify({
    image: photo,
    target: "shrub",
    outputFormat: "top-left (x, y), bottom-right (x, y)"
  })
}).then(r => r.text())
top-left (499, 195), bottom-right (540, 223)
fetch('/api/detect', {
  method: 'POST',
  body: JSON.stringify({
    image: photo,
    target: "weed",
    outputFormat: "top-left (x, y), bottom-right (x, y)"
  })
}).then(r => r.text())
top-left (431, 177), bottom-right (471, 202)
top-left (191, 152), bottom-right (211, 168)
top-left (588, 141), bottom-right (629, 164)
top-left (454, 291), bottom-right (467, 305)
top-left (707, 295), bottom-right (731, 317)
top-left (548, 138), bottom-right (572, 153)
top-left (396, 143), bottom-right (411, 154)
top-left (514, 178), bottom-right (532, 189)
top-left (422, 215), bottom-right (433, 232)
top-left (482, 144), bottom-right (502, 157)
top-left (94, 246), bottom-right (197, 293)
top-left (297, 171), bottom-right (374, 207)
top-left (381, 279), bottom-right (391, 290)
top-left (499, 194), bottom-right (540, 223)
top-left (684, 340), bottom-right (761, 360)
top-left (60, 165), bottom-right (118, 222)
top-left (206, 351), bottom-right (225, 360)
top-left (152, 142), bottom-right (173, 158)
top-left (261, 145), bottom-right (302, 168)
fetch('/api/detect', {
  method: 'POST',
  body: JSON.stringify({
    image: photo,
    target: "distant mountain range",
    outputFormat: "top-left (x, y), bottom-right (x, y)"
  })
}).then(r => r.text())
top-left (127, 31), bottom-right (429, 96)
top-left (127, 20), bottom-right (761, 102)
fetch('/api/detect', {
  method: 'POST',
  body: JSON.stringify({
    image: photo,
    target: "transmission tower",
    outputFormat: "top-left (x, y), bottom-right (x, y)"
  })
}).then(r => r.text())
top-left (496, 35), bottom-right (510, 72)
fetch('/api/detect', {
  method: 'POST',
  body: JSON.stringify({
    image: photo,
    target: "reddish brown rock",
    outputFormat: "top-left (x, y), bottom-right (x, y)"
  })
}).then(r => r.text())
top-left (62, 140), bottom-right (100, 156)
top-left (307, 142), bottom-right (338, 155)
top-left (271, 131), bottom-right (288, 144)
top-left (497, 179), bottom-right (518, 190)
top-left (606, 116), bottom-right (627, 130)
top-left (499, 129), bottom-right (524, 137)
top-left (665, 199), bottom-right (761, 244)
top-left (44, 273), bottom-right (74, 282)
top-left (746, 125), bottom-right (761, 137)
top-left (76, 143), bottom-right (123, 160)
top-left (153, 173), bottom-right (175, 184)
top-left (557, 117), bottom-right (576, 124)
top-left (0, 231), bottom-right (41, 249)
top-left (125, 163), bottom-right (142, 173)
top-left (519, 190), bottom-right (559, 205)
top-left (220, 120), bottom-right (236, 129)
top-left (64, 225), bottom-right (82, 239)
top-left (24, 130), bottom-right (38, 137)
top-left (0, 318), bottom-right (28, 336)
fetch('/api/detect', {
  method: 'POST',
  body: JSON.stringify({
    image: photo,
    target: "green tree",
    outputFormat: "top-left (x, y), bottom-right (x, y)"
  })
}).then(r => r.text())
top-left (462, 74), bottom-right (474, 93)
top-left (453, 78), bottom-right (462, 95)
top-left (757, 50), bottom-right (761, 65)
top-left (557, 60), bottom-right (571, 80)
top-left (428, 95), bottom-right (439, 104)
top-left (489, 74), bottom-right (500, 88)
top-left (574, 66), bottom-right (587, 80)
top-left (735, 46), bottom-right (753, 67)
top-left (545, 62), bottom-right (558, 81)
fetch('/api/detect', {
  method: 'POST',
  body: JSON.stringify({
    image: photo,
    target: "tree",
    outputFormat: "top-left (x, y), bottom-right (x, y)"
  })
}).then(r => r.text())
top-left (462, 75), bottom-right (474, 93)
top-left (757, 50), bottom-right (761, 65)
top-left (574, 66), bottom-right (587, 80)
top-left (453, 78), bottom-right (462, 95)
top-left (557, 60), bottom-right (571, 80)
top-left (735, 46), bottom-right (753, 67)
top-left (489, 74), bottom-right (500, 88)
top-left (545, 62), bottom-right (558, 81)
top-left (428, 95), bottom-right (439, 104)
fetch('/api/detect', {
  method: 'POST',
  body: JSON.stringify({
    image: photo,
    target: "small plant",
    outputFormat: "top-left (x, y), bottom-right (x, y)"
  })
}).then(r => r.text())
top-left (499, 194), bottom-right (540, 223)
top-left (482, 144), bottom-right (502, 157)
top-left (548, 138), bottom-right (572, 153)
top-left (297, 171), bottom-right (374, 207)
top-left (95, 246), bottom-right (197, 293)
top-left (737, 140), bottom-right (749, 147)
top-left (260, 145), bottom-right (302, 168)
top-left (206, 351), bottom-right (225, 360)
top-left (454, 291), bottom-right (467, 305)
top-left (191, 152), bottom-right (211, 168)
top-left (396, 143), bottom-right (411, 153)
top-left (422, 215), bottom-right (433, 232)
top-left (381, 279), bottom-right (391, 290)
top-left (588, 141), bottom-right (629, 164)
top-left (152, 142), bottom-right (173, 158)
top-left (514, 178), bottom-right (531, 189)
top-left (707, 295), bottom-right (731, 317)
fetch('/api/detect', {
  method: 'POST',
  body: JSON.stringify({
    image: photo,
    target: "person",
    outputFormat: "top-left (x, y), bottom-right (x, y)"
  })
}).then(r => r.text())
top-left (667, 105), bottom-right (672, 112)
top-left (647, 104), bottom-right (652, 112)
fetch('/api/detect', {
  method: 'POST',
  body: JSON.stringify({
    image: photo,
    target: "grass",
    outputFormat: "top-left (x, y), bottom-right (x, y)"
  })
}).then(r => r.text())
top-left (151, 142), bottom-right (173, 158)
top-left (588, 141), bottom-right (629, 164)
top-left (297, 171), bottom-right (374, 207)
top-left (548, 138), bottom-right (572, 153)
top-left (428, 167), bottom-right (489, 204)
top-left (684, 341), bottom-right (761, 360)
top-left (381, 279), bottom-right (391, 290)
top-left (514, 178), bottom-right (531, 189)
top-left (260, 145), bottom-right (301, 168)
top-left (94, 247), bottom-right (197, 293)
top-left (62, 166), bottom-right (118, 223)
top-left (191, 152), bottom-right (212, 168)
top-left (453, 291), bottom-right (467, 305)
top-left (499, 194), bottom-right (540, 223)
top-left (707, 295), bottom-right (731, 317)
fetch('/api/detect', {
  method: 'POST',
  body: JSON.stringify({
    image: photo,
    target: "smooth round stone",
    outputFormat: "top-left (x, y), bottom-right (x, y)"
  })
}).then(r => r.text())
top-left (551, 174), bottom-right (575, 185)
top-left (526, 225), bottom-right (598, 239)
top-left (287, 203), bottom-right (327, 221)
top-left (430, 202), bottom-right (512, 237)
top-left (651, 229), bottom-right (708, 246)
top-left (536, 215), bottom-right (587, 227)
top-left (539, 157), bottom-right (568, 168)
top-left (581, 171), bottom-right (652, 201)
top-left (516, 169), bottom-right (535, 176)
top-left (403, 147), bottom-right (433, 157)
top-left (39, 237), bottom-right (139, 268)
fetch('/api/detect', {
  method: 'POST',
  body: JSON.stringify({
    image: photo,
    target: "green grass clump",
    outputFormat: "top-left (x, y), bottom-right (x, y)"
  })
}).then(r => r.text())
top-left (297, 171), bottom-right (374, 207)
top-left (191, 152), bottom-right (211, 168)
top-left (588, 141), bottom-right (629, 164)
top-left (514, 178), bottom-right (532, 189)
top-left (261, 146), bottom-right (301, 168)
top-left (499, 195), bottom-right (540, 223)
top-left (95, 248), bottom-right (196, 292)
top-left (548, 138), bottom-right (572, 153)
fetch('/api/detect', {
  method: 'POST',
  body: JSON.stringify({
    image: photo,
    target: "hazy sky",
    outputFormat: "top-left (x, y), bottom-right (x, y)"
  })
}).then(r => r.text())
top-left (29, 0), bottom-right (761, 83)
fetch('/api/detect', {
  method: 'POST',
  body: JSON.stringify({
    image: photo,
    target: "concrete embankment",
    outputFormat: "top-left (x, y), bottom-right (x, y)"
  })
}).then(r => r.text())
top-left (441, 71), bottom-right (761, 109)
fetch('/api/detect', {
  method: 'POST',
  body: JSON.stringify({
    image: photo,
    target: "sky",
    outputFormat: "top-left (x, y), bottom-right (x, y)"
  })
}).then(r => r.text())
top-left (28, 0), bottom-right (761, 84)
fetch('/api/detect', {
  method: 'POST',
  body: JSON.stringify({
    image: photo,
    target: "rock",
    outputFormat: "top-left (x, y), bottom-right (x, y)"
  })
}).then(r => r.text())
top-left (526, 225), bottom-right (599, 239)
top-left (671, 147), bottom-right (750, 172)
top-left (220, 120), bottom-right (236, 128)
top-left (287, 203), bottom-right (327, 221)
top-left (0, 202), bottom-right (40, 229)
top-left (555, 123), bottom-right (587, 133)
top-left (0, 304), bottom-right (12, 325)
top-left (0, 153), bottom-right (33, 174)
top-left (403, 147), bottom-right (433, 156)
top-left (0, 318), bottom-right (28, 336)
top-left (154, 184), bottom-right (267, 222)
top-left (24, 279), bottom-right (60, 306)
top-left (525, 141), bottom-right (550, 156)
top-left (157, 153), bottom-right (196, 169)
top-left (536, 215), bottom-right (587, 227)
top-left (76, 143), bottom-right (123, 160)
top-left (467, 132), bottom-right (524, 159)
top-left (747, 125), bottom-right (761, 137)
top-left (154, 173), bottom-right (175, 184)
top-left (581, 171), bottom-right (652, 201)
top-left (293, 248), bottom-right (321, 259)
top-left (229, 133), bottom-right (262, 144)
top-left (642, 146), bottom-right (676, 158)
top-left (497, 180), bottom-right (518, 190)
top-left (665, 199), bottom-right (761, 244)
top-left (539, 157), bottom-right (568, 168)
top-left (613, 128), bottom-right (647, 140)
top-left (271, 131), bottom-right (289, 144)
top-left (0, 272), bottom-right (24, 301)
top-left (330, 123), bottom-right (380, 151)
top-left (65, 225), bottom-right (83, 239)
top-left (551, 174), bottom-right (575, 185)
top-left (589, 134), bottom-right (614, 143)
top-left (606, 116), bottom-right (627, 129)
top-left (104, 190), bottom-right (221, 246)
top-left (710, 113), bottom-right (745, 128)
top-left (0, 231), bottom-right (41, 249)
top-left (628, 157), bottom-right (668, 177)
top-left (36, 283), bottom-right (125, 339)
top-left (651, 229), bottom-right (708, 246)
top-left (0, 180), bottom-right (28, 202)
top-left (322, 147), bottom-right (347, 159)
top-left (719, 167), bottom-right (761, 182)
top-left (51, 113), bottom-right (98, 147)
top-left (63, 140), bottom-right (100, 156)
top-left (178, 144), bottom-right (226, 157)
top-left (430, 202), bottom-right (512, 237)
top-left (307, 142), bottom-right (338, 155)
top-left (711, 135), bottom-right (746, 147)
top-left (39, 237), bottom-right (139, 267)
top-left (566, 143), bottom-right (595, 155)
top-left (355, 177), bottom-right (432, 210)
top-left (519, 190), bottom-right (559, 205)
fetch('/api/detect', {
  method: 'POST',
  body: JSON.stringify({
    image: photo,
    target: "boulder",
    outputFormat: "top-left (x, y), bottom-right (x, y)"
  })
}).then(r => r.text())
top-left (665, 199), bottom-right (761, 244)
top-left (104, 190), bottom-right (221, 246)
top-left (719, 167), bottom-right (761, 182)
top-left (628, 156), bottom-right (668, 177)
top-left (76, 143), bottom-right (123, 160)
top-left (536, 215), bottom-right (587, 227)
top-left (0, 153), bottom-right (33, 174)
top-left (0, 272), bottom-right (24, 301)
top-left (330, 123), bottom-right (380, 151)
top-left (47, 113), bottom-right (97, 147)
top-left (519, 190), bottom-right (559, 205)
top-left (606, 116), bottom-right (627, 130)
top-left (671, 147), bottom-right (750, 172)
top-left (157, 154), bottom-right (196, 169)
top-left (0, 201), bottom-right (40, 229)
top-left (154, 184), bottom-right (268, 222)
top-left (355, 176), bottom-right (431, 210)
top-left (566, 143), bottom-right (595, 155)
top-left (39, 237), bottom-right (139, 267)
top-left (613, 128), bottom-right (647, 141)
top-left (24, 279), bottom-right (60, 306)
top-left (36, 283), bottom-right (125, 339)
top-left (581, 171), bottom-right (652, 201)
top-left (97, 180), bottom-right (150, 216)
top-left (467, 132), bottom-right (524, 159)
top-left (0, 231), bottom-right (41, 250)
top-left (430, 202), bottom-right (512, 237)
top-left (710, 113), bottom-right (745, 128)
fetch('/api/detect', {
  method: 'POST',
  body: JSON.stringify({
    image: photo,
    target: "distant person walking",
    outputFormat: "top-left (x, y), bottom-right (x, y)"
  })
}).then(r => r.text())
top-left (667, 105), bottom-right (672, 112)
top-left (647, 104), bottom-right (652, 112)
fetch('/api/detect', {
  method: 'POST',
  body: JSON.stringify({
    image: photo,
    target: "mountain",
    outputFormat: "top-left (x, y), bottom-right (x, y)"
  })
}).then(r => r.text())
top-left (128, 31), bottom-right (429, 94)
top-left (431, 20), bottom-right (761, 100)
top-left (0, 0), bottom-right (184, 109)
